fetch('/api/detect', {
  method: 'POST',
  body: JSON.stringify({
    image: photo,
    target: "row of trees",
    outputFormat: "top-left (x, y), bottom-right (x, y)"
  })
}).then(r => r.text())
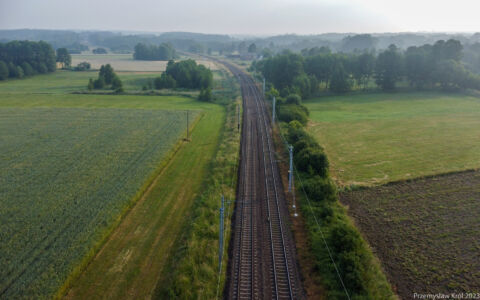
top-left (87, 64), bottom-right (123, 92)
top-left (253, 39), bottom-right (480, 97)
top-left (0, 40), bottom-right (56, 80)
top-left (133, 43), bottom-right (176, 61)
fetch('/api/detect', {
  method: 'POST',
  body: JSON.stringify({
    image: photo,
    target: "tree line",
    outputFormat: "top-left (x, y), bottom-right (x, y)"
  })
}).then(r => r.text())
top-left (133, 43), bottom-right (176, 61)
top-left (253, 39), bottom-right (480, 98)
top-left (0, 40), bottom-right (56, 80)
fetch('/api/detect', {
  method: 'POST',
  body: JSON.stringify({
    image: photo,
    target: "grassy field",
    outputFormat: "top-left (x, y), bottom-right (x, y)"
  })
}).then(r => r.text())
top-left (72, 54), bottom-right (219, 72)
top-left (340, 171), bottom-right (480, 298)
top-left (0, 69), bottom-right (225, 298)
top-left (304, 91), bottom-right (480, 186)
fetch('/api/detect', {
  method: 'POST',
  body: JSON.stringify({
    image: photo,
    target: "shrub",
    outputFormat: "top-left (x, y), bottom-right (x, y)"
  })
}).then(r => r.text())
top-left (301, 175), bottom-right (336, 202)
top-left (198, 88), bottom-right (212, 102)
top-left (295, 147), bottom-right (329, 177)
top-left (277, 104), bottom-right (308, 125)
top-left (74, 62), bottom-right (91, 71)
top-left (286, 93), bottom-right (302, 105)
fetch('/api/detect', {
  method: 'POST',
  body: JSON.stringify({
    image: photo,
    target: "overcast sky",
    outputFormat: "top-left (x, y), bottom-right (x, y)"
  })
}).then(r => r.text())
top-left (1, 0), bottom-right (479, 35)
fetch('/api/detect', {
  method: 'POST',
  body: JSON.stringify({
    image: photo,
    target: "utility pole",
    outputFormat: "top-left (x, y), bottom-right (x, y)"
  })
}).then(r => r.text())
top-left (272, 96), bottom-right (276, 124)
top-left (237, 104), bottom-right (240, 132)
top-left (263, 77), bottom-right (265, 97)
top-left (288, 145), bottom-right (298, 217)
top-left (219, 195), bottom-right (225, 272)
top-left (288, 145), bottom-right (293, 192)
top-left (186, 110), bottom-right (189, 140)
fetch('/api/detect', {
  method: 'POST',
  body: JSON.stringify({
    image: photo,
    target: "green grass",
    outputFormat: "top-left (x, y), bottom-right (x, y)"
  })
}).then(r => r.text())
top-left (0, 70), bottom-right (225, 299)
top-left (304, 91), bottom-right (480, 185)
top-left (0, 70), bottom-right (168, 94)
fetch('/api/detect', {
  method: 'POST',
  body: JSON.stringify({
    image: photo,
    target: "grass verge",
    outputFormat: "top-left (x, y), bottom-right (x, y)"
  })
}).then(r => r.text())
top-left (153, 74), bottom-right (241, 299)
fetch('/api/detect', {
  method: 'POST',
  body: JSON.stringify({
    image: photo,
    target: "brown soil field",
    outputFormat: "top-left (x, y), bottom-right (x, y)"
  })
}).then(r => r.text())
top-left (340, 170), bottom-right (480, 299)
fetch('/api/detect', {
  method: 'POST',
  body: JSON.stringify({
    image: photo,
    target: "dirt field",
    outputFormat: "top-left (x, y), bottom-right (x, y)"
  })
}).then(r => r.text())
top-left (72, 54), bottom-right (219, 72)
top-left (340, 170), bottom-right (480, 299)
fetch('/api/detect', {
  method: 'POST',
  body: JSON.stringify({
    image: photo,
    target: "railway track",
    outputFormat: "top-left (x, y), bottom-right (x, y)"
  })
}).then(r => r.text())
top-left (223, 62), bottom-right (303, 300)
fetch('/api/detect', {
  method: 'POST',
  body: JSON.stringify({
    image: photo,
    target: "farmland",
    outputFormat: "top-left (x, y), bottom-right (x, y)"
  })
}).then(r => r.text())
top-left (304, 91), bottom-right (480, 186)
top-left (305, 90), bottom-right (480, 298)
top-left (340, 171), bottom-right (480, 298)
top-left (0, 107), bottom-right (193, 298)
top-left (0, 66), bottom-right (226, 299)
top-left (71, 54), bottom-right (219, 72)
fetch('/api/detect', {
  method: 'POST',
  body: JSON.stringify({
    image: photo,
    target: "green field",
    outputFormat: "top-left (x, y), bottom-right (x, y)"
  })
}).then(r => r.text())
top-left (0, 70), bottom-right (224, 299)
top-left (304, 92), bottom-right (480, 185)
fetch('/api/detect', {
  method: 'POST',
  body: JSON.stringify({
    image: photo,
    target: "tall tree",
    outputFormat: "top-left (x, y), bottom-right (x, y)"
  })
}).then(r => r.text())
top-left (0, 61), bottom-right (9, 80)
top-left (57, 48), bottom-right (72, 68)
top-left (375, 44), bottom-right (403, 90)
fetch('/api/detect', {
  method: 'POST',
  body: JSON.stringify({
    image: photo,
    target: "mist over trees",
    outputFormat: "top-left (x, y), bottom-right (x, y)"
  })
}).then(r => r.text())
top-left (133, 43), bottom-right (176, 60)
top-left (0, 40), bottom-right (56, 80)
top-left (253, 39), bottom-right (480, 97)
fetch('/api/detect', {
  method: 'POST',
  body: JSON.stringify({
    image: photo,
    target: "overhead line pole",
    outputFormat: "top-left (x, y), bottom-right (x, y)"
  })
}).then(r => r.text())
top-left (272, 96), bottom-right (276, 125)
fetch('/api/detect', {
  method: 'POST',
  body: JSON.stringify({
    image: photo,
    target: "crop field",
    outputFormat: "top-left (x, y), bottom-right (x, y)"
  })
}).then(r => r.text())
top-left (72, 54), bottom-right (219, 72)
top-left (340, 170), bottom-right (480, 298)
top-left (0, 107), bottom-right (195, 298)
top-left (304, 91), bottom-right (480, 186)
top-left (0, 69), bottom-right (224, 299)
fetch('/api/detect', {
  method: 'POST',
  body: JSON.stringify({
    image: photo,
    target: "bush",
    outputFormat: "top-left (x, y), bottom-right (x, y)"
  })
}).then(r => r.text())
top-left (328, 224), bottom-right (368, 294)
top-left (286, 93), bottom-right (302, 105)
top-left (111, 75), bottom-right (123, 90)
top-left (295, 147), bottom-right (329, 177)
top-left (277, 104), bottom-right (308, 125)
top-left (198, 88), bottom-right (212, 102)
top-left (74, 62), bottom-right (91, 71)
top-left (301, 175), bottom-right (336, 202)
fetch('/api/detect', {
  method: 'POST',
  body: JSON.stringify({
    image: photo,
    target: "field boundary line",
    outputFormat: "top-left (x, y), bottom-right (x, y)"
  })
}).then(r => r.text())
top-left (55, 112), bottom-right (205, 300)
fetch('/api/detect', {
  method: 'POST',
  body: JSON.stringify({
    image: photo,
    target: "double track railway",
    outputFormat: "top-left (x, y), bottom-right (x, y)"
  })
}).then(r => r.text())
top-left (223, 62), bottom-right (303, 300)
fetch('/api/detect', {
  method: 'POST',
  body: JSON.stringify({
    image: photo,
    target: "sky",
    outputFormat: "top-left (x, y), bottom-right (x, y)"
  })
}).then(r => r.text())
top-left (1, 0), bottom-right (479, 35)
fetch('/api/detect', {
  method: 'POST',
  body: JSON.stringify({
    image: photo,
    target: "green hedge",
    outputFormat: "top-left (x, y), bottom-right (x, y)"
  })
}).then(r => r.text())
top-left (280, 118), bottom-right (395, 299)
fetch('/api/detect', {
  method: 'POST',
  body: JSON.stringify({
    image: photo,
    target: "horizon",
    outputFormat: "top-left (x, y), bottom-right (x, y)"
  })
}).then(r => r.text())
top-left (1, 0), bottom-right (480, 35)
